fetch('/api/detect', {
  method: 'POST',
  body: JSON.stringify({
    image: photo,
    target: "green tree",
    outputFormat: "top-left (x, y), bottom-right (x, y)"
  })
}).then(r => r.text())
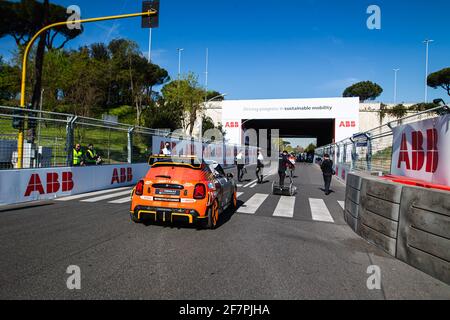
top-left (0, 0), bottom-right (83, 110)
top-left (106, 39), bottom-right (169, 124)
top-left (387, 104), bottom-right (407, 119)
top-left (343, 81), bottom-right (383, 102)
top-left (0, 56), bottom-right (20, 103)
top-left (142, 95), bottom-right (182, 131)
top-left (427, 68), bottom-right (450, 96)
top-left (304, 143), bottom-right (316, 154)
top-left (161, 73), bottom-right (205, 135)
top-left (205, 90), bottom-right (225, 101)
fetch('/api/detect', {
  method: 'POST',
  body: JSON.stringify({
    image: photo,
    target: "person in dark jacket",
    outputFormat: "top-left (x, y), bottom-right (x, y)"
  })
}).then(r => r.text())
top-left (278, 150), bottom-right (290, 186)
top-left (320, 154), bottom-right (334, 195)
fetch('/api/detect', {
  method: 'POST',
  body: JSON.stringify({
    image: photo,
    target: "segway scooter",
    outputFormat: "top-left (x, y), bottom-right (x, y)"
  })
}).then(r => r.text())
top-left (272, 170), bottom-right (296, 196)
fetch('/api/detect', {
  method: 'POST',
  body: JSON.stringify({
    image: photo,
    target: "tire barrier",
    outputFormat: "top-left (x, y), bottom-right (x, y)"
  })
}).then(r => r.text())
top-left (396, 186), bottom-right (450, 285)
top-left (359, 178), bottom-right (403, 256)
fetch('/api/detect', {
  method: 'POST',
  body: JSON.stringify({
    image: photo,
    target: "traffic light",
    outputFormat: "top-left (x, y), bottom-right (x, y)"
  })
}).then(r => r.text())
top-left (12, 108), bottom-right (24, 130)
top-left (142, 0), bottom-right (159, 28)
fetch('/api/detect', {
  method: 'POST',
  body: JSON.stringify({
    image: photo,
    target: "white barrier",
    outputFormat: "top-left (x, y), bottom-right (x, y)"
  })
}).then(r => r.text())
top-left (0, 163), bottom-right (149, 206)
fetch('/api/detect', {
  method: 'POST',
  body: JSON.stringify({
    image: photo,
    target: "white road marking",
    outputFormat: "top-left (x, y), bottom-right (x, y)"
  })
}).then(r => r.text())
top-left (249, 183), bottom-right (257, 188)
top-left (338, 201), bottom-right (345, 210)
top-left (243, 179), bottom-right (258, 188)
top-left (237, 193), bottom-right (268, 214)
top-left (108, 197), bottom-right (131, 204)
top-left (55, 187), bottom-right (132, 201)
top-left (237, 192), bottom-right (244, 198)
top-left (309, 198), bottom-right (334, 222)
top-left (237, 184), bottom-right (243, 187)
top-left (273, 196), bottom-right (295, 218)
top-left (81, 190), bottom-right (132, 202)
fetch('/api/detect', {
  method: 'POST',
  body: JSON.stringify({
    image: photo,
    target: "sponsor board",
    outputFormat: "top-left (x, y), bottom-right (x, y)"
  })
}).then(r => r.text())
top-left (0, 163), bottom-right (148, 206)
top-left (391, 114), bottom-right (450, 187)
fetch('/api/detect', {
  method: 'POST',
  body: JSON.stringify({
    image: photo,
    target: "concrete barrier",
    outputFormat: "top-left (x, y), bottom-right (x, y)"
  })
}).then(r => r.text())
top-left (343, 172), bottom-right (367, 233)
top-left (396, 186), bottom-right (450, 285)
top-left (344, 171), bottom-right (450, 284)
top-left (359, 178), bottom-right (402, 256)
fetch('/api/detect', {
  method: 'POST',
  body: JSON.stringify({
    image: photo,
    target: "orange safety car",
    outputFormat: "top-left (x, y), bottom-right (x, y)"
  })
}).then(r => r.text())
top-left (130, 155), bottom-right (237, 229)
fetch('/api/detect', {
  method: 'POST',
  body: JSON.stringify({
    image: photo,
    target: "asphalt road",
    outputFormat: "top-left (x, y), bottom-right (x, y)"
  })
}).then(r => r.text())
top-left (0, 163), bottom-right (449, 299)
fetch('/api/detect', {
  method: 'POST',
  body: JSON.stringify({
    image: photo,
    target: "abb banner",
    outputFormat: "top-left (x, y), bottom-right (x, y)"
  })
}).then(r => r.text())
top-left (0, 163), bottom-right (148, 206)
top-left (391, 114), bottom-right (450, 186)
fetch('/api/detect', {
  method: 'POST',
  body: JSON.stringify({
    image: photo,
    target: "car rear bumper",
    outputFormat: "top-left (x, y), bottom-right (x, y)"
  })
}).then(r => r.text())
top-left (131, 205), bottom-right (206, 224)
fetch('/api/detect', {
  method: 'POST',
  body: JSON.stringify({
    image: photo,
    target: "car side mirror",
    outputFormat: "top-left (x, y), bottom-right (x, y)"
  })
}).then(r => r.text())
top-left (226, 173), bottom-right (234, 179)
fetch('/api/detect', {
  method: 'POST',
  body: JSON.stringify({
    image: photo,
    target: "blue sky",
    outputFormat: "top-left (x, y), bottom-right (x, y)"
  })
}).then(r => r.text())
top-left (1, 0), bottom-right (449, 103)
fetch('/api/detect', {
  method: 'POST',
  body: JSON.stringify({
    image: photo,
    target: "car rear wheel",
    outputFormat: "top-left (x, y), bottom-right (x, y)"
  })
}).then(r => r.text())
top-left (231, 189), bottom-right (238, 210)
top-left (130, 212), bottom-right (141, 223)
top-left (205, 199), bottom-right (219, 229)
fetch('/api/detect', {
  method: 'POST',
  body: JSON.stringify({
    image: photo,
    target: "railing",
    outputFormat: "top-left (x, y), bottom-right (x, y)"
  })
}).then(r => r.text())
top-left (315, 105), bottom-right (449, 175)
top-left (0, 105), bottom-right (174, 169)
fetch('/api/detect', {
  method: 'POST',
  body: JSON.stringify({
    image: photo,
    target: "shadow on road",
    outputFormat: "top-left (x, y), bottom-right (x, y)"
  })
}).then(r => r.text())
top-left (140, 201), bottom-right (240, 230)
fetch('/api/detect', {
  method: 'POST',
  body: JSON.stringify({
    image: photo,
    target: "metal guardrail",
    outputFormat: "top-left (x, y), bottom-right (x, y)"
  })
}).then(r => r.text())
top-left (315, 105), bottom-right (450, 175)
top-left (0, 105), bottom-right (175, 169)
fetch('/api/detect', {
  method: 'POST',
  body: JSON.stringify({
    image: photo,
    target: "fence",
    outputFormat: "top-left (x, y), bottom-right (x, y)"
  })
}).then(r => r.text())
top-left (0, 105), bottom-right (258, 170)
top-left (0, 105), bottom-right (170, 169)
top-left (315, 105), bottom-right (449, 176)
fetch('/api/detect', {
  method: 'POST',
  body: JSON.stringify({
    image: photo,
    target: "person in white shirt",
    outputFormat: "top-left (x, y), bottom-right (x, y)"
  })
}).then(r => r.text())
top-left (256, 150), bottom-right (264, 184)
top-left (235, 150), bottom-right (245, 182)
top-left (161, 142), bottom-right (172, 155)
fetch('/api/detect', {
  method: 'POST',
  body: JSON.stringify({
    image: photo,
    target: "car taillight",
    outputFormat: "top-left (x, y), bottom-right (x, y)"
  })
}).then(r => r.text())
top-left (135, 180), bottom-right (144, 196)
top-left (193, 183), bottom-right (206, 199)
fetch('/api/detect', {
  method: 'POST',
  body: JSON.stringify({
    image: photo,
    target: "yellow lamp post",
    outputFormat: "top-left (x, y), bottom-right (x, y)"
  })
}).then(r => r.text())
top-left (17, 10), bottom-right (157, 168)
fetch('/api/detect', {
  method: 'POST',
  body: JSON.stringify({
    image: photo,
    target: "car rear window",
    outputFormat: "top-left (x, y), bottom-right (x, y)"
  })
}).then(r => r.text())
top-left (148, 156), bottom-right (203, 169)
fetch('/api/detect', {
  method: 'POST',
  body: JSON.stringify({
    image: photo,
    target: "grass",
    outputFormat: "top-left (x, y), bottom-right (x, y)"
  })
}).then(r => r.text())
top-left (0, 117), bottom-right (152, 167)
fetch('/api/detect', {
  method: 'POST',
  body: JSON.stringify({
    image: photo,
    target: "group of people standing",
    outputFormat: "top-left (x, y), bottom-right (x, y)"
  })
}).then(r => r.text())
top-left (72, 143), bottom-right (102, 166)
top-left (236, 149), bottom-right (335, 196)
top-left (235, 149), bottom-right (265, 183)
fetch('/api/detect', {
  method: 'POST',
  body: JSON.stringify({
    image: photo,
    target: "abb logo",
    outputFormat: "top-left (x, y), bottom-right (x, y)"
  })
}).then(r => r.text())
top-left (225, 121), bottom-right (239, 128)
top-left (397, 129), bottom-right (438, 173)
top-left (24, 172), bottom-right (74, 196)
top-left (111, 167), bottom-right (133, 184)
top-left (339, 121), bottom-right (356, 128)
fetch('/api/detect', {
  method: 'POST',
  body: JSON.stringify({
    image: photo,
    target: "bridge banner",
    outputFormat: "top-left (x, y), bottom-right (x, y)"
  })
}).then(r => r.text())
top-left (391, 114), bottom-right (450, 187)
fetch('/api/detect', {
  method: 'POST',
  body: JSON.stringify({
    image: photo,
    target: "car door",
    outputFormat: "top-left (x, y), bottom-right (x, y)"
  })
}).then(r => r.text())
top-left (216, 164), bottom-right (233, 207)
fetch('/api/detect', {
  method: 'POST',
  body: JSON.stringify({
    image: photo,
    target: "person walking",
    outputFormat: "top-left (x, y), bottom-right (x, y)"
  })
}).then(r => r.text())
top-left (278, 150), bottom-right (290, 187)
top-left (320, 153), bottom-right (334, 195)
top-left (235, 150), bottom-right (245, 182)
top-left (288, 153), bottom-right (296, 178)
top-left (161, 142), bottom-right (172, 155)
top-left (256, 150), bottom-right (264, 184)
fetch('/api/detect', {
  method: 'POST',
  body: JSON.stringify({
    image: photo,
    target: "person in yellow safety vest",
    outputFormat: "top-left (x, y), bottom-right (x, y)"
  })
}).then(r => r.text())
top-left (73, 144), bottom-right (84, 166)
top-left (85, 143), bottom-right (101, 165)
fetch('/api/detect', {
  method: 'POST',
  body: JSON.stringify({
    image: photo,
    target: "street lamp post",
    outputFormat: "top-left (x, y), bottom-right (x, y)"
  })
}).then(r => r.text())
top-left (148, 28), bottom-right (152, 62)
top-left (16, 10), bottom-right (156, 168)
top-left (204, 48), bottom-right (209, 103)
top-left (199, 93), bottom-right (227, 139)
top-left (423, 39), bottom-right (434, 103)
top-left (393, 69), bottom-right (399, 104)
top-left (177, 48), bottom-right (184, 80)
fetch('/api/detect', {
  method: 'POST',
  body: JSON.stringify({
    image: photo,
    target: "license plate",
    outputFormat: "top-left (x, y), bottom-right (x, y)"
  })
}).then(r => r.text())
top-left (154, 197), bottom-right (180, 202)
top-left (155, 189), bottom-right (180, 196)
